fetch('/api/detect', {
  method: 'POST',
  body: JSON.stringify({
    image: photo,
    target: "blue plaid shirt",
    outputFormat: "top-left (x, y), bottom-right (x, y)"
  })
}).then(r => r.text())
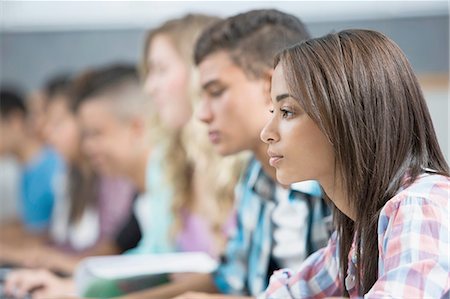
top-left (213, 158), bottom-right (331, 297)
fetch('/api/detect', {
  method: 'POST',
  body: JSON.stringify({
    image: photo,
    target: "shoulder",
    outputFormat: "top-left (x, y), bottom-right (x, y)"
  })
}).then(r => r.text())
top-left (378, 174), bottom-right (449, 233)
top-left (383, 174), bottom-right (449, 213)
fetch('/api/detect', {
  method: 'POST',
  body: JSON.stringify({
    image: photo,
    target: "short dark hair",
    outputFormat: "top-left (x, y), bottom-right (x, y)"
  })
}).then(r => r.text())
top-left (71, 64), bottom-right (138, 112)
top-left (194, 9), bottom-right (310, 78)
top-left (44, 73), bottom-right (73, 99)
top-left (0, 88), bottom-right (27, 118)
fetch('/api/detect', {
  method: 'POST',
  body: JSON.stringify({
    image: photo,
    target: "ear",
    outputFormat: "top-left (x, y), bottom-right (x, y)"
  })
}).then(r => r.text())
top-left (261, 69), bottom-right (274, 106)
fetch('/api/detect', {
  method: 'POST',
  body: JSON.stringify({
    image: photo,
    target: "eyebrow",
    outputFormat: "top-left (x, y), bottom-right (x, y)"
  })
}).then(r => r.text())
top-left (276, 93), bottom-right (291, 102)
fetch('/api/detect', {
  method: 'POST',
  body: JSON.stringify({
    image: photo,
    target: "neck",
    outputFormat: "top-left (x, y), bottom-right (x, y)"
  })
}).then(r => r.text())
top-left (16, 137), bottom-right (42, 164)
top-left (128, 147), bottom-right (152, 193)
top-left (320, 174), bottom-right (356, 221)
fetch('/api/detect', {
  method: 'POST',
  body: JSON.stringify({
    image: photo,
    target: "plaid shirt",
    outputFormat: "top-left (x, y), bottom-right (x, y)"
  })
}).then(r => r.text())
top-left (213, 158), bottom-right (331, 297)
top-left (263, 173), bottom-right (450, 299)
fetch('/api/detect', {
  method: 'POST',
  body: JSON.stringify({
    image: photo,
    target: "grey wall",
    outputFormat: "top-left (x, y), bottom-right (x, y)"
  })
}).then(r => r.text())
top-left (1, 15), bottom-right (448, 91)
top-left (308, 15), bottom-right (449, 74)
top-left (0, 29), bottom-right (146, 91)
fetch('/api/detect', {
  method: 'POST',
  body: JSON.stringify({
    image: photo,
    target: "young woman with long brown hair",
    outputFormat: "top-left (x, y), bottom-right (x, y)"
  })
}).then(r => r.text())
top-left (261, 29), bottom-right (449, 298)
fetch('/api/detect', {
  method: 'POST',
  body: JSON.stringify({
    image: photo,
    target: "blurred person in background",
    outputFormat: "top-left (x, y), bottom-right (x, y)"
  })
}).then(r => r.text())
top-left (0, 75), bottom-right (73, 240)
top-left (5, 14), bottom-right (247, 299)
top-left (0, 82), bottom-right (56, 225)
top-left (0, 87), bottom-right (62, 245)
top-left (128, 13), bottom-right (246, 259)
top-left (72, 64), bottom-right (150, 256)
top-left (26, 90), bottom-right (48, 142)
top-left (0, 75), bottom-right (136, 275)
top-left (27, 74), bottom-right (73, 143)
top-left (0, 151), bottom-right (20, 224)
top-left (3, 64), bottom-right (151, 298)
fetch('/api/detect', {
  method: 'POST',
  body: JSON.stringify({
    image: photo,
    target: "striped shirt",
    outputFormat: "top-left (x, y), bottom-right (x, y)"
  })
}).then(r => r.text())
top-left (214, 157), bottom-right (331, 297)
top-left (263, 173), bottom-right (450, 299)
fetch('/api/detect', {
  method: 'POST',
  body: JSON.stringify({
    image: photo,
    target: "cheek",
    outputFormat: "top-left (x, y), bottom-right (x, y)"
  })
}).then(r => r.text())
top-left (67, 123), bottom-right (80, 146)
top-left (0, 130), bottom-right (11, 146)
top-left (162, 69), bottom-right (188, 98)
top-left (291, 123), bottom-right (334, 176)
top-left (112, 130), bottom-right (133, 155)
top-left (220, 91), bottom-right (244, 124)
top-left (81, 137), bottom-right (93, 156)
top-left (107, 137), bottom-right (124, 159)
top-left (55, 123), bottom-right (79, 155)
top-left (171, 71), bottom-right (188, 90)
top-left (91, 134), bottom-right (114, 158)
top-left (88, 137), bottom-right (104, 155)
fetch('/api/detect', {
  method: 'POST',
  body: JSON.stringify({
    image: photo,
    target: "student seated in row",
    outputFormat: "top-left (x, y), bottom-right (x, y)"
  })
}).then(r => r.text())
top-left (1, 74), bottom-right (136, 275)
top-left (262, 29), bottom-right (450, 299)
top-left (0, 88), bottom-right (62, 244)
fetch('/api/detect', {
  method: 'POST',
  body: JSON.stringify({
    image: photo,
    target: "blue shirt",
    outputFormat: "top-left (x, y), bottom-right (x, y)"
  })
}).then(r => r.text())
top-left (213, 157), bottom-right (331, 296)
top-left (20, 146), bottom-right (63, 231)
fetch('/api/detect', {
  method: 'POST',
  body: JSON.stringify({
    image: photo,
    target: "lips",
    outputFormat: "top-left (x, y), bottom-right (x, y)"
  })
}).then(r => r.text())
top-left (208, 130), bottom-right (221, 144)
top-left (267, 150), bottom-right (284, 167)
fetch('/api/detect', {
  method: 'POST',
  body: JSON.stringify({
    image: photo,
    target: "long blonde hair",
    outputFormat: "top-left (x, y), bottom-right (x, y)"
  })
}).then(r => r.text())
top-left (142, 14), bottom-right (248, 254)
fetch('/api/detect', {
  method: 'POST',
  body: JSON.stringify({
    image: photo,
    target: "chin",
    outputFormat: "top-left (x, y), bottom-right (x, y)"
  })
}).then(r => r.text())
top-left (217, 147), bottom-right (232, 157)
top-left (215, 143), bottom-right (235, 157)
top-left (276, 172), bottom-right (295, 186)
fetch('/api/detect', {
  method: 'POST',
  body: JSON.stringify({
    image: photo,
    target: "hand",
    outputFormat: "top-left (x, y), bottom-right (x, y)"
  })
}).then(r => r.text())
top-left (173, 293), bottom-right (219, 299)
top-left (172, 292), bottom-right (252, 299)
top-left (4, 268), bottom-right (75, 299)
top-left (169, 272), bottom-right (200, 282)
top-left (22, 247), bottom-right (78, 274)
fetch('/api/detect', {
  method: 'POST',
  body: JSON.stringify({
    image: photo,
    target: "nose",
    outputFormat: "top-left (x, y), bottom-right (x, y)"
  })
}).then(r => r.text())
top-left (260, 114), bottom-right (279, 144)
top-left (197, 98), bottom-right (213, 124)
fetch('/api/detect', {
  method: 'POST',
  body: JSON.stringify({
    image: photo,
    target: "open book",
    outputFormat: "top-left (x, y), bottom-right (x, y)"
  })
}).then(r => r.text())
top-left (74, 252), bottom-right (218, 298)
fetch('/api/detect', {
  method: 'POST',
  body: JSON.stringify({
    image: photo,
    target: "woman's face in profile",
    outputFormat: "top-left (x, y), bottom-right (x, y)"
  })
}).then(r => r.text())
top-left (143, 34), bottom-right (192, 130)
top-left (260, 63), bottom-right (335, 186)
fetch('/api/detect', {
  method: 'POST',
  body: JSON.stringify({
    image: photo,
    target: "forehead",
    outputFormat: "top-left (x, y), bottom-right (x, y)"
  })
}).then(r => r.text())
top-left (271, 64), bottom-right (288, 97)
top-left (147, 34), bottom-right (178, 61)
top-left (47, 97), bottom-right (69, 113)
top-left (198, 51), bottom-right (244, 84)
top-left (79, 97), bottom-right (117, 119)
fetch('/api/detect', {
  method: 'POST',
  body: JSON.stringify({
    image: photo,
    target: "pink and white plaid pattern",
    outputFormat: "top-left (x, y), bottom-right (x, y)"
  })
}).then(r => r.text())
top-left (263, 173), bottom-right (450, 299)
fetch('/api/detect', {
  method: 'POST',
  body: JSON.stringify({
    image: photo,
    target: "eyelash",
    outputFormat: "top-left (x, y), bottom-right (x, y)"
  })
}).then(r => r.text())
top-left (268, 107), bottom-right (294, 119)
top-left (209, 88), bottom-right (225, 98)
top-left (280, 107), bottom-right (295, 119)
